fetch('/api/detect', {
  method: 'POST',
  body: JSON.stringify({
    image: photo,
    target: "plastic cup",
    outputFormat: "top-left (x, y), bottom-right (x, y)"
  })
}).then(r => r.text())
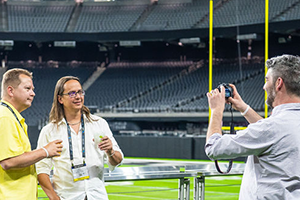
top-left (94, 132), bottom-right (104, 145)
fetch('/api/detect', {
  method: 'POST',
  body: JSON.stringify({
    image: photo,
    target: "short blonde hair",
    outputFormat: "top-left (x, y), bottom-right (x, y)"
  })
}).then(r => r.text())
top-left (1, 68), bottom-right (33, 98)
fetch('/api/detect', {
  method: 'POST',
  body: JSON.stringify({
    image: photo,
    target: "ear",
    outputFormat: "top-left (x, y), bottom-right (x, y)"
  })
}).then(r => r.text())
top-left (57, 95), bottom-right (64, 104)
top-left (275, 77), bottom-right (284, 91)
top-left (6, 86), bottom-right (14, 97)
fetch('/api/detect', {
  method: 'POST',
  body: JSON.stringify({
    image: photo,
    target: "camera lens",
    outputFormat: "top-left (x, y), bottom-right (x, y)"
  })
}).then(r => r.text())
top-left (218, 83), bottom-right (233, 98)
top-left (225, 88), bottom-right (231, 98)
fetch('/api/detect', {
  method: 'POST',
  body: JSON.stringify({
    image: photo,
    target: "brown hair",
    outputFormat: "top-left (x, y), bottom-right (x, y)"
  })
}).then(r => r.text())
top-left (1, 68), bottom-right (33, 98)
top-left (49, 76), bottom-right (95, 124)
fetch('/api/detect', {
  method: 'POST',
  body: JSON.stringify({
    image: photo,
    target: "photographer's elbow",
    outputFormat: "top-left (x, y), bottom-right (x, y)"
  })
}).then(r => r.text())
top-left (205, 146), bottom-right (216, 160)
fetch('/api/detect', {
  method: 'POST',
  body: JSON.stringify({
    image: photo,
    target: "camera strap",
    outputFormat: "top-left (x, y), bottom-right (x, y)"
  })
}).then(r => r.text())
top-left (214, 104), bottom-right (234, 174)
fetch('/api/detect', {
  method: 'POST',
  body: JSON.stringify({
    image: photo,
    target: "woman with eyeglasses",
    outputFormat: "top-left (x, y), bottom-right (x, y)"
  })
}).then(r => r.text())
top-left (35, 76), bottom-right (124, 200)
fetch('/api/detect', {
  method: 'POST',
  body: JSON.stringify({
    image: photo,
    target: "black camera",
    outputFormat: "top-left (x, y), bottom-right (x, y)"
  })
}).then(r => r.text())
top-left (217, 83), bottom-right (233, 98)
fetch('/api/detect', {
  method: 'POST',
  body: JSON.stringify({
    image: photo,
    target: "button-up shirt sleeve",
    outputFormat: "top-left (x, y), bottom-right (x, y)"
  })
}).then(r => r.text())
top-left (205, 119), bottom-right (273, 160)
top-left (205, 133), bottom-right (222, 161)
top-left (101, 119), bottom-right (124, 171)
top-left (36, 125), bottom-right (54, 175)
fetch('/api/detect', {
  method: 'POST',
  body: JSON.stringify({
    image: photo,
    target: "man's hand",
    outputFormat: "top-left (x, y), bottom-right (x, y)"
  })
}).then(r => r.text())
top-left (98, 136), bottom-right (123, 166)
top-left (226, 84), bottom-right (248, 112)
top-left (98, 136), bottom-right (113, 154)
top-left (0, 139), bottom-right (63, 170)
top-left (44, 140), bottom-right (63, 158)
top-left (206, 86), bottom-right (225, 142)
top-left (207, 86), bottom-right (226, 112)
top-left (227, 84), bottom-right (263, 123)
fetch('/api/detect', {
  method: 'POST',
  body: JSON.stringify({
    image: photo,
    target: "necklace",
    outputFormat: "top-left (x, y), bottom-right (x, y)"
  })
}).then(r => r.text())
top-left (68, 121), bottom-right (81, 126)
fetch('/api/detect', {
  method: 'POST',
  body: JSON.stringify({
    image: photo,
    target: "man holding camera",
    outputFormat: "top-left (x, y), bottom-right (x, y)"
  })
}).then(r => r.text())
top-left (205, 54), bottom-right (300, 199)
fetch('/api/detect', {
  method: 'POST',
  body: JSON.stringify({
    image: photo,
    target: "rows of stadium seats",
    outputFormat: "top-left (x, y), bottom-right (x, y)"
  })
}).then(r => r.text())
top-left (7, 4), bottom-right (73, 32)
top-left (3, 0), bottom-right (300, 32)
top-left (205, 0), bottom-right (265, 28)
top-left (75, 4), bottom-right (147, 32)
top-left (141, 1), bottom-right (213, 31)
top-left (112, 62), bottom-right (264, 113)
top-left (119, 64), bottom-right (207, 112)
top-left (273, 0), bottom-right (300, 21)
top-left (196, 0), bottom-right (300, 28)
top-left (176, 71), bottom-right (265, 112)
top-left (84, 61), bottom-right (193, 110)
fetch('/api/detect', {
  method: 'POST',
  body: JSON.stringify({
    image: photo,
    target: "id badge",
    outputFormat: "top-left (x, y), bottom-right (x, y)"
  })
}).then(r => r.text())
top-left (71, 163), bottom-right (90, 182)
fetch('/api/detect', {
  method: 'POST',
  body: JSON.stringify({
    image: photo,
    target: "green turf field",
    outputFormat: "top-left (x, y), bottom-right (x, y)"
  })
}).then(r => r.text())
top-left (38, 158), bottom-right (242, 200)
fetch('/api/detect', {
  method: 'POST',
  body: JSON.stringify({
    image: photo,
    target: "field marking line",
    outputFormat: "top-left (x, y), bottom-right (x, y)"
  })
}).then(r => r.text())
top-left (108, 193), bottom-right (176, 200)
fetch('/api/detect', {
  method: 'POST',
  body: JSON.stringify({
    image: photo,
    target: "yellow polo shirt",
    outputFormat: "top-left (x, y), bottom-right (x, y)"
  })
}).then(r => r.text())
top-left (0, 100), bottom-right (37, 200)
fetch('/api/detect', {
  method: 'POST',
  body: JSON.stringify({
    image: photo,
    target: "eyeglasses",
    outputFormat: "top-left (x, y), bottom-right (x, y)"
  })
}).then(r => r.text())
top-left (61, 90), bottom-right (85, 98)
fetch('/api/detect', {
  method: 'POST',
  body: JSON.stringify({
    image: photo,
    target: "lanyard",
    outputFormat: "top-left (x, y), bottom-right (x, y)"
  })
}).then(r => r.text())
top-left (1, 102), bottom-right (25, 133)
top-left (66, 115), bottom-right (85, 163)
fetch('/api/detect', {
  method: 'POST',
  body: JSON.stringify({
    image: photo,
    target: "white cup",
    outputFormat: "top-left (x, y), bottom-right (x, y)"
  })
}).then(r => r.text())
top-left (93, 131), bottom-right (104, 145)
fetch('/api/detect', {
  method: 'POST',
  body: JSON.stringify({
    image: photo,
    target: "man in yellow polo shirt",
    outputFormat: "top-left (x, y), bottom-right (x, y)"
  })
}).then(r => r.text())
top-left (0, 68), bottom-right (63, 200)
